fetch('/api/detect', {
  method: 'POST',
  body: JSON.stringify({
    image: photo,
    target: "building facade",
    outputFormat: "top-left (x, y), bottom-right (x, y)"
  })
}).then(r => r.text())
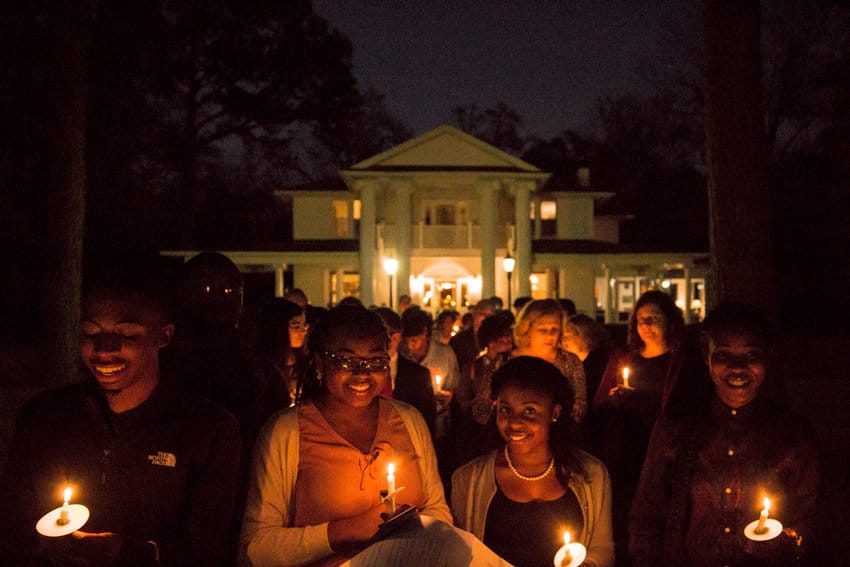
top-left (167, 125), bottom-right (709, 322)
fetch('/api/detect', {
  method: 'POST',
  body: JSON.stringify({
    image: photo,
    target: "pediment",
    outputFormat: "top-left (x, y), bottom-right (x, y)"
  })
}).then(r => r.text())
top-left (350, 125), bottom-right (540, 172)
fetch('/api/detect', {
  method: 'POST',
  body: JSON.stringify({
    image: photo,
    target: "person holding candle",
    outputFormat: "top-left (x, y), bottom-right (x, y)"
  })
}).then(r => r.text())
top-left (240, 304), bottom-right (451, 567)
top-left (256, 298), bottom-right (310, 411)
top-left (588, 290), bottom-right (709, 563)
top-left (1, 258), bottom-right (242, 566)
top-left (629, 303), bottom-right (820, 566)
top-left (452, 356), bottom-right (614, 567)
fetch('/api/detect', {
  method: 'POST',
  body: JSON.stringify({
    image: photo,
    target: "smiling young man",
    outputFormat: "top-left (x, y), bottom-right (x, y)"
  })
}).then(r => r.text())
top-left (1, 261), bottom-right (241, 566)
top-left (629, 303), bottom-right (820, 567)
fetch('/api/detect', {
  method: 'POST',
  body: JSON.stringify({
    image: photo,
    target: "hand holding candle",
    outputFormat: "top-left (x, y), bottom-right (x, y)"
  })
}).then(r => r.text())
top-left (744, 495), bottom-right (783, 541)
top-left (36, 485), bottom-right (90, 537)
top-left (553, 530), bottom-right (586, 567)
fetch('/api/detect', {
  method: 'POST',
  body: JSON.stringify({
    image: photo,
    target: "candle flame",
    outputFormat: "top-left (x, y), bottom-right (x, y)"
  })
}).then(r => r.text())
top-left (63, 487), bottom-right (72, 504)
top-left (387, 463), bottom-right (395, 476)
top-left (763, 497), bottom-right (770, 512)
top-left (622, 367), bottom-right (630, 379)
top-left (436, 375), bottom-right (442, 386)
top-left (563, 531), bottom-right (571, 546)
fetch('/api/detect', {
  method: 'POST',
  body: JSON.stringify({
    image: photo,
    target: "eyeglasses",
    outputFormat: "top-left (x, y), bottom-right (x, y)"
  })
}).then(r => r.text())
top-left (637, 316), bottom-right (663, 327)
top-left (289, 321), bottom-right (309, 332)
top-left (321, 351), bottom-right (390, 373)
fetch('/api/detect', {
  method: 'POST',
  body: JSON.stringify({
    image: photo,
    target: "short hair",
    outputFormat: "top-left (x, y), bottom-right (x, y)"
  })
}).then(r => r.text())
top-left (337, 296), bottom-right (364, 308)
top-left (627, 290), bottom-right (685, 351)
top-left (565, 314), bottom-right (607, 352)
top-left (474, 298), bottom-right (497, 315)
top-left (184, 251), bottom-right (243, 289)
top-left (82, 255), bottom-right (175, 320)
top-left (702, 302), bottom-right (773, 347)
top-left (372, 306), bottom-right (401, 335)
top-left (434, 309), bottom-right (458, 327)
top-left (401, 307), bottom-right (433, 338)
top-left (476, 313), bottom-right (514, 347)
top-left (283, 288), bottom-right (308, 308)
top-left (513, 299), bottom-right (565, 349)
top-left (513, 296), bottom-right (533, 311)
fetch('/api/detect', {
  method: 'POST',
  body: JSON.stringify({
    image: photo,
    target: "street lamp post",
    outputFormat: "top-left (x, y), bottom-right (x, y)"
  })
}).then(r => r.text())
top-left (502, 253), bottom-right (516, 308)
top-left (383, 258), bottom-right (399, 308)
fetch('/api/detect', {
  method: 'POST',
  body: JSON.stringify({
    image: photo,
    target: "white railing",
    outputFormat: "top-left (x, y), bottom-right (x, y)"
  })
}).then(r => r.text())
top-left (381, 223), bottom-right (511, 249)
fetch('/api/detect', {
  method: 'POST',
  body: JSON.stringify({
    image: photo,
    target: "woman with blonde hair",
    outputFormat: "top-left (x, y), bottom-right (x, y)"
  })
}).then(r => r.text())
top-left (512, 299), bottom-right (587, 423)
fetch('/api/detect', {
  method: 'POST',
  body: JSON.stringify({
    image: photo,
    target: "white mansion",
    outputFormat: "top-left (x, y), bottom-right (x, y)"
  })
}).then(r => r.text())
top-left (167, 125), bottom-right (709, 323)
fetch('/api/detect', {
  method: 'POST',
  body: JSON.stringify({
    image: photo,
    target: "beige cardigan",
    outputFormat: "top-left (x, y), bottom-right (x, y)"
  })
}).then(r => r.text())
top-left (240, 399), bottom-right (452, 567)
top-left (451, 448), bottom-right (614, 567)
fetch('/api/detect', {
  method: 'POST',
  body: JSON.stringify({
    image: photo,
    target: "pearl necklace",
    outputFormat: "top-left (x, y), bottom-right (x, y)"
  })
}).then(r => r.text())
top-left (503, 446), bottom-right (554, 481)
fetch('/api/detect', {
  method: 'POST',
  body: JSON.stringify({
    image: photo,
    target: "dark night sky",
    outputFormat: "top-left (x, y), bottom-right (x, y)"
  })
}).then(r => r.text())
top-left (312, 0), bottom-right (700, 139)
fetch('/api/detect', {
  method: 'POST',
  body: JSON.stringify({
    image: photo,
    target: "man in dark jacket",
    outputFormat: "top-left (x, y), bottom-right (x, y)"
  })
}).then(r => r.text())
top-left (373, 307), bottom-right (436, 433)
top-left (1, 262), bottom-right (241, 566)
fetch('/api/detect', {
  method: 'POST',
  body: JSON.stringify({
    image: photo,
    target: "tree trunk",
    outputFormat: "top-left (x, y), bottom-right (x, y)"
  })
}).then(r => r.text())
top-left (703, 0), bottom-right (775, 316)
top-left (39, 4), bottom-right (88, 387)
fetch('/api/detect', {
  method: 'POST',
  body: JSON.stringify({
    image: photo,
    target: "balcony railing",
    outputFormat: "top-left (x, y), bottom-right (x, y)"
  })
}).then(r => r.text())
top-left (380, 223), bottom-right (510, 249)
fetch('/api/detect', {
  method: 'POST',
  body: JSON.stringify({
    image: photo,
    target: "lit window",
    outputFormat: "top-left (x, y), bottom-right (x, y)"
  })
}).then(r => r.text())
top-left (540, 201), bottom-right (557, 220)
top-left (332, 201), bottom-right (349, 237)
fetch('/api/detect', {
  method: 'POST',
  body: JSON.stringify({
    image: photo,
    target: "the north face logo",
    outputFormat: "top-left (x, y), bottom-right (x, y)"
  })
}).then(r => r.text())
top-left (147, 451), bottom-right (177, 467)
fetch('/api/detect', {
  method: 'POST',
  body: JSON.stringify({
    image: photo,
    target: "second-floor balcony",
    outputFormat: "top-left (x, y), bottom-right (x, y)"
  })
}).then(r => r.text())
top-left (380, 222), bottom-right (511, 250)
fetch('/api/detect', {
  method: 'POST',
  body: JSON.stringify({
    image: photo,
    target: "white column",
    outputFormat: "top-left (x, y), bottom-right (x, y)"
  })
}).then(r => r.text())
top-left (477, 181), bottom-right (498, 298)
top-left (514, 182), bottom-right (533, 297)
top-left (395, 181), bottom-right (413, 299)
top-left (274, 265), bottom-right (285, 297)
top-left (683, 266), bottom-right (693, 324)
top-left (533, 198), bottom-right (541, 238)
top-left (336, 267), bottom-right (345, 304)
top-left (358, 181), bottom-right (377, 306)
top-left (603, 265), bottom-right (615, 324)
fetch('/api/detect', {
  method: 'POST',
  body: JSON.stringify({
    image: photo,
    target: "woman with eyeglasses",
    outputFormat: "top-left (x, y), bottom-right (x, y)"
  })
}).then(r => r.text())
top-left (452, 356), bottom-right (614, 567)
top-left (241, 304), bottom-right (451, 567)
top-left (588, 289), bottom-right (690, 564)
top-left (511, 299), bottom-right (587, 424)
top-left (256, 299), bottom-right (309, 411)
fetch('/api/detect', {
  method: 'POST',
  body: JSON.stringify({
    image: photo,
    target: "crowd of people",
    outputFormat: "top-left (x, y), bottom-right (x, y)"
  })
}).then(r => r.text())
top-left (0, 251), bottom-right (821, 566)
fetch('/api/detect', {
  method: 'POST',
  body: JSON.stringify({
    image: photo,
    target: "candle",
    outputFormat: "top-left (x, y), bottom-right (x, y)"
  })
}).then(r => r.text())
top-left (57, 487), bottom-right (71, 526)
top-left (559, 532), bottom-right (573, 565)
top-left (553, 529), bottom-right (587, 567)
top-left (622, 367), bottom-right (630, 389)
top-left (435, 374), bottom-right (442, 390)
top-left (387, 463), bottom-right (396, 514)
top-left (755, 497), bottom-right (770, 534)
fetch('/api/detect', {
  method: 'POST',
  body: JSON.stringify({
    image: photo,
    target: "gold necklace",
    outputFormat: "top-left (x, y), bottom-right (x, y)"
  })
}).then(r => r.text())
top-left (503, 446), bottom-right (554, 481)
